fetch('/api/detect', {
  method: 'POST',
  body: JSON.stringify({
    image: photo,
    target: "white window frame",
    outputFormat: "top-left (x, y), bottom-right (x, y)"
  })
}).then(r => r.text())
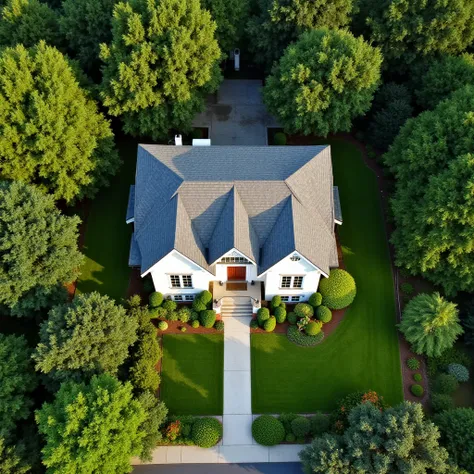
top-left (280, 296), bottom-right (290, 302)
top-left (169, 274), bottom-right (193, 289)
top-left (291, 296), bottom-right (301, 302)
top-left (185, 295), bottom-right (195, 302)
top-left (279, 275), bottom-right (304, 289)
top-left (173, 295), bottom-right (184, 302)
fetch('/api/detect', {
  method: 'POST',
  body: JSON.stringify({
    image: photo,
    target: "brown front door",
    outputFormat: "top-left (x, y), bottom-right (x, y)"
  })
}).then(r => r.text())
top-left (227, 266), bottom-right (246, 281)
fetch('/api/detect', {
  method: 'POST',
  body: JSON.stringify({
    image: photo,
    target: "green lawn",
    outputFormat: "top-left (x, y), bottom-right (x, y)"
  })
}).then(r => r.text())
top-left (251, 138), bottom-right (403, 413)
top-left (75, 138), bottom-right (138, 300)
top-left (161, 334), bottom-right (224, 415)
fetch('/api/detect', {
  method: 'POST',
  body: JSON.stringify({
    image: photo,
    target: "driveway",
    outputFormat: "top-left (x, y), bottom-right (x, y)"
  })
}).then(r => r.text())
top-left (193, 80), bottom-right (279, 145)
top-left (133, 462), bottom-right (303, 474)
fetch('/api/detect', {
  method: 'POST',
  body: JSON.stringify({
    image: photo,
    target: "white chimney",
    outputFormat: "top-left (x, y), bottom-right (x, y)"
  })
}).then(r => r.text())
top-left (192, 139), bottom-right (211, 146)
top-left (234, 48), bottom-right (240, 71)
top-left (175, 134), bottom-right (182, 146)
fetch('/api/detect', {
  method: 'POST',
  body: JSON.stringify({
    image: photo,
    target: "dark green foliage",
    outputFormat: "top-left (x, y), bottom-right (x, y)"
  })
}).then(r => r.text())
top-left (162, 300), bottom-right (177, 312)
top-left (191, 320), bottom-right (199, 329)
top-left (410, 384), bottom-right (424, 397)
top-left (287, 312), bottom-right (297, 325)
top-left (294, 303), bottom-right (314, 319)
top-left (413, 373), bottom-right (422, 382)
top-left (434, 373), bottom-right (459, 395)
top-left (278, 413), bottom-right (297, 434)
top-left (197, 290), bottom-right (212, 304)
top-left (250, 319), bottom-right (259, 329)
top-left (0, 334), bottom-right (37, 438)
top-left (316, 305), bottom-right (332, 323)
top-left (274, 132), bottom-right (287, 145)
top-left (305, 321), bottom-right (322, 336)
top-left (285, 432), bottom-right (296, 442)
top-left (427, 346), bottom-right (472, 377)
top-left (191, 417), bottom-right (222, 448)
top-left (308, 292), bottom-right (322, 308)
top-left (430, 393), bottom-right (455, 413)
top-left (400, 282), bottom-right (414, 295)
top-left (264, 316), bottom-right (276, 332)
top-left (158, 321), bottom-right (168, 331)
top-left (319, 269), bottom-right (357, 309)
top-left (100, 0), bottom-right (222, 140)
top-left (257, 307), bottom-right (270, 327)
top-left (149, 292), bottom-right (163, 308)
top-left (0, 438), bottom-right (30, 474)
top-left (434, 408), bottom-right (474, 472)
top-left (190, 311), bottom-right (199, 321)
top-left (398, 293), bottom-right (462, 357)
top-left (200, 310), bottom-right (216, 328)
top-left (271, 295), bottom-right (282, 309)
top-left (127, 294), bottom-right (142, 308)
top-left (287, 325), bottom-right (324, 347)
top-left (447, 363), bottom-right (469, 382)
top-left (309, 413), bottom-right (330, 436)
top-left (274, 306), bottom-right (286, 323)
top-left (167, 311), bottom-right (178, 322)
top-left (214, 320), bottom-right (224, 331)
top-left (263, 28), bottom-right (382, 136)
top-left (252, 415), bottom-right (285, 446)
top-left (0, 181), bottom-right (83, 317)
top-left (407, 358), bottom-right (420, 370)
top-left (192, 298), bottom-right (207, 312)
top-left (0, 42), bottom-right (119, 202)
top-left (34, 292), bottom-right (138, 383)
top-left (36, 374), bottom-right (146, 473)
top-left (291, 416), bottom-right (310, 438)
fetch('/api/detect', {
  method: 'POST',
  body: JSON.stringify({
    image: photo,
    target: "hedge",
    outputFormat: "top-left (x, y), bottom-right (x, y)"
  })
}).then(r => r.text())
top-left (191, 418), bottom-right (222, 448)
top-left (294, 303), bottom-right (314, 319)
top-left (305, 321), bottom-right (322, 336)
top-left (287, 325), bottom-right (324, 347)
top-left (318, 269), bottom-right (356, 309)
top-left (316, 305), bottom-right (332, 323)
top-left (264, 316), bottom-right (276, 332)
top-left (200, 310), bottom-right (216, 328)
top-left (291, 416), bottom-right (310, 438)
top-left (308, 292), bottom-right (322, 307)
top-left (274, 306), bottom-right (287, 323)
top-left (149, 292), bottom-right (163, 308)
top-left (257, 307), bottom-right (270, 327)
top-left (252, 415), bottom-right (285, 446)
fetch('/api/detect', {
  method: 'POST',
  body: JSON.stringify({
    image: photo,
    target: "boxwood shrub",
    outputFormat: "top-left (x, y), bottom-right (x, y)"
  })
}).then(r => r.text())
top-left (308, 292), bottom-right (322, 308)
top-left (271, 295), bottom-right (281, 309)
top-left (434, 373), bottom-right (459, 395)
top-left (257, 307), bottom-right (270, 327)
top-left (197, 290), bottom-right (212, 304)
top-left (167, 311), bottom-right (179, 322)
top-left (413, 373), bottom-right (422, 382)
top-left (191, 417), bottom-right (222, 448)
top-left (191, 320), bottom-right (200, 328)
top-left (214, 320), bottom-right (224, 331)
top-left (149, 291), bottom-right (163, 308)
top-left (264, 316), bottom-right (277, 332)
top-left (287, 312), bottom-right (297, 325)
top-left (162, 299), bottom-right (177, 312)
top-left (430, 393), bottom-right (455, 413)
top-left (200, 310), bottom-right (216, 328)
top-left (447, 363), bottom-right (470, 382)
top-left (190, 311), bottom-right (199, 321)
top-left (294, 303), bottom-right (314, 319)
top-left (305, 321), bottom-right (322, 336)
top-left (158, 321), bottom-right (168, 331)
top-left (278, 413), bottom-right (297, 434)
top-left (287, 325), bottom-right (324, 347)
top-left (291, 416), bottom-right (310, 438)
top-left (274, 306), bottom-right (287, 323)
top-left (192, 298), bottom-right (207, 312)
top-left (250, 319), bottom-right (259, 329)
top-left (285, 432), bottom-right (296, 442)
top-left (410, 384), bottom-right (424, 397)
top-left (177, 307), bottom-right (192, 323)
top-left (319, 269), bottom-right (357, 309)
top-left (252, 415), bottom-right (285, 446)
top-left (316, 305), bottom-right (332, 323)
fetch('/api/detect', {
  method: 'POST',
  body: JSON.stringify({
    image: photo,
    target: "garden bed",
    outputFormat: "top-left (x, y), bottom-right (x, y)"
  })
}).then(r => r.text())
top-left (154, 319), bottom-right (222, 335)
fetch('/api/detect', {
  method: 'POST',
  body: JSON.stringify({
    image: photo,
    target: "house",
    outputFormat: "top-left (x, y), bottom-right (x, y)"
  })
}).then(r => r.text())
top-left (126, 144), bottom-right (342, 310)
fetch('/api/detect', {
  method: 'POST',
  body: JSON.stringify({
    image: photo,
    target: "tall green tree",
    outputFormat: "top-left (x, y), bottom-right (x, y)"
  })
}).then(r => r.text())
top-left (34, 292), bottom-right (137, 383)
top-left (398, 293), bottom-right (463, 357)
top-left (0, 181), bottom-right (83, 317)
top-left (300, 401), bottom-right (452, 473)
top-left (367, 0), bottom-right (474, 69)
top-left (263, 28), bottom-right (382, 136)
top-left (36, 374), bottom-right (145, 474)
top-left (100, 0), bottom-right (222, 140)
top-left (0, 438), bottom-right (30, 474)
top-left (247, 0), bottom-right (353, 70)
top-left (384, 86), bottom-right (474, 295)
top-left (0, 42), bottom-right (119, 202)
top-left (0, 334), bottom-right (37, 438)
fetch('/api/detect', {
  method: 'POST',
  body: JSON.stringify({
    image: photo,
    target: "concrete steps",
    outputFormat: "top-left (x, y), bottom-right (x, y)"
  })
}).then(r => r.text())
top-left (221, 303), bottom-right (252, 318)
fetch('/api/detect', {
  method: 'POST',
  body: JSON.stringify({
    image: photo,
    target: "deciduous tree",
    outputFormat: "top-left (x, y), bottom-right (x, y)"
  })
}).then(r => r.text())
top-left (0, 438), bottom-right (30, 474)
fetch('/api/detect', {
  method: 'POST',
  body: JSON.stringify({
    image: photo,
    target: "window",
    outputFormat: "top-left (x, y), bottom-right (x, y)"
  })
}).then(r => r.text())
top-left (174, 295), bottom-right (183, 302)
top-left (291, 296), bottom-right (300, 302)
top-left (280, 276), bottom-right (304, 289)
top-left (185, 295), bottom-right (195, 301)
top-left (169, 275), bottom-right (193, 288)
top-left (290, 255), bottom-right (301, 262)
top-left (280, 296), bottom-right (290, 302)
top-left (220, 256), bottom-right (251, 264)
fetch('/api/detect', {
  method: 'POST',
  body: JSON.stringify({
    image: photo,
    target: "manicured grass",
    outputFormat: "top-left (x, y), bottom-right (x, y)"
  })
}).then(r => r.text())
top-left (251, 138), bottom-right (403, 413)
top-left (75, 138), bottom-right (138, 300)
top-left (161, 334), bottom-right (224, 415)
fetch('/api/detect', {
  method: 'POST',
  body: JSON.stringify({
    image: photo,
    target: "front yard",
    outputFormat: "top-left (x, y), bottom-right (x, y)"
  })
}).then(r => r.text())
top-left (251, 137), bottom-right (403, 413)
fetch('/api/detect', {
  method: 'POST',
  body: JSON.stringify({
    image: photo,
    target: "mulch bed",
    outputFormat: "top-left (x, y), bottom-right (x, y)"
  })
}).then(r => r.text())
top-left (152, 318), bottom-right (223, 335)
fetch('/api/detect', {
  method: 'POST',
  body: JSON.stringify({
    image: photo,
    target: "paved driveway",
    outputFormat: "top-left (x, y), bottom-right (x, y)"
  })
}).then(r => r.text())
top-left (193, 80), bottom-right (279, 145)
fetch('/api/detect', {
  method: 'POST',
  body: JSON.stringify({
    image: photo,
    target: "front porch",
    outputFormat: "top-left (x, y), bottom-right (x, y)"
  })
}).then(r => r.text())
top-left (212, 281), bottom-right (262, 315)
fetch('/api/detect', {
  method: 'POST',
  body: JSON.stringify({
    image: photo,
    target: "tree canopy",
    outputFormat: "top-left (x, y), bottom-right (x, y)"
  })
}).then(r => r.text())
top-left (263, 28), bottom-right (382, 136)
top-left (36, 374), bottom-right (145, 474)
top-left (0, 438), bottom-right (30, 474)
top-left (34, 292), bottom-right (137, 383)
top-left (0, 42), bottom-right (119, 202)
top-left (398, 293), bottom-right (463, 357)
top-left (384, 86), bottom-right (474, 295)
top-left (0, 181), bottom-right (83, 317)
top-left (0, 334), bottom-right (37, 438)
top-left (100, 0), bottom-right (222, 140)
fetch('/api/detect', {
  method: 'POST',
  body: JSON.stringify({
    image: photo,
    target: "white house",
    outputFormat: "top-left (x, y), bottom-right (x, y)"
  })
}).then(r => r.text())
top-left (126, 144), bottom-right (342, 309)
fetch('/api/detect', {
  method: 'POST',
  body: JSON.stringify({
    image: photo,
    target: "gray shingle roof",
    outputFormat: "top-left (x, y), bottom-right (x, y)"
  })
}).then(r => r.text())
top-left (128, 233), bottom-right (141, 267)
top-left (129, 145), bottom-right (339, 275)
top-left (333, 186), bottom-right (343, 224)
top-left (126, 185), bottom-right (135, 222)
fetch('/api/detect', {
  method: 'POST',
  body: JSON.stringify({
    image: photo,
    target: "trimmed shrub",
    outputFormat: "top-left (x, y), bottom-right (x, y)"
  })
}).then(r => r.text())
top-left (180, 326), bottom-right (187, 332)
top-left (274, 132), bottom-right (287, 145)
top-left (278, 413), bottom-right (297, 434)
top-left (191, 417), bottom-right (222, 448)
top-left (252, 415), bottom-right (285, 446)
top-left (274, 306), bottom-right (287, 323)
top-left (427, 346), bottom-right (472, 377)
top-left (308, 292), bottom-right (323, 308)
top-left (294, 303), bottom-right (314, 319)
top-left (319, 269), bottom-right (356, 309)
top-left (287, 325), bottom-right (324, 347)
top-left (280, 302), bottom-right (286, 310)
top-left (250, 319), bottom-right (259, 329)
top-left (316, 305), bottom-right (332, 323)
top-left (197, 290), bottom-right (212, 304)
top-left (162, 300), bottom-right (177, 312)
top-left (167, 311), bottom-right (179, 322)
top-left (400, 282), bottom-right (414, 295)
top-left (264, 317), bottom-right (277, 332)
top-left (310, 413), bottom-right (330, 436)
top-left (287, 312), bottom-right (297, 325)
top-left (434, 373), bottom-right (459, 395)
top-left (413, 373), bottom-right (422, 382)
top-left (177, 307), bottom-right (192, 323)
top-left (447, 363), bottom-right (469, 382)
top-left (271, 295), bottom-right (282, 309)
top-left (431, 393), bottom-right (455, 413)
top-left (200, 310), bottom-right (216, 329)
top-left (191, 320), bottom-right (200, 329)
top-left (149, 292), bottom-right (163, 308)
top-left (214, 320), bottom-right (224, 331)
top-left (158, 321), bottom-right (168, 331)
top-left (190, 311), bottom-right (199, 321)
top-left (257, 308), bottom-right (270, 327)
top-left (291, 416), bottom-right (310, 438)
top-left (192, 298), bottom-right (207, 312)
top-left (410, 384), bottom-right (424, 397)
top-left (148, 307), bottom-right (159, 319)
top-left (305, 321), bottom-right (322, 336)
top-left (285, 432), bottom-right (296, 442)
top-left (407, 358), bottom-right (420, 370)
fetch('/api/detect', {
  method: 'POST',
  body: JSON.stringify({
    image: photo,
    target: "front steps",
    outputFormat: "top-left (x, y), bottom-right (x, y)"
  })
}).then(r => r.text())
top-left (220, 300), bottom-right (253, 318)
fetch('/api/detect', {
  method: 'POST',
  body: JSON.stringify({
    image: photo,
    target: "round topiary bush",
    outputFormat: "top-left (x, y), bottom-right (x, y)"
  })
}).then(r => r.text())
top-left (294, 303), bottom-right (314, 319)
top-left (191, 417), bottom-right (222, 448)
top-left (434, 373), bottom-right (459, 395)
top-left (264, 316), bottom-right (277, 332)
top-left (257, 307), bottom-right (270, 327)
top-left (305, 321), bottom-right (322, 335)
top-left (200, 310), bottom-right (216, 328)
top-left (198, 290), bottom-right (212, 304)
top-left (274, 306), bottom-right (287, 323)
top-left (316, 305), bottom-right (332, 323)
top-left (285, 432), bottom-right (296, 443)
top-left (252, 415), bottom-right (285, 446)
top-left (192, 298), bottom-right (207, 312)
top-left (149, 291), bottom-right (163, 308)
top-left (430, 393), bottom-right (455, 413)
top-left (291, 416), bottom-right (310, 438)
top-left (167, 311), bottom-right (179, 322)
top-left (319, 269), bottom-right (357, 309)
top-left (271, 295), bottom-right (281, 309)
top-left (287, 312), bottom-right (297, 325)
top-left (180, 326), bottom-right (187, 332)
top-left (308, 292), bottom-right (322, 308)
top-left (410, 384), bottom-right (424, 397)
top-left (162, 299), bottom-right (177, 312)
top-left (191, 320), bottom-right (200, 328)
top-left (190, 310), bottom-right (199, 321)
top-left (158, 321), bottom-right (168, 331)
top-left (447, 363), bottom-right (470, 382)
top-left (274, 131), bottom-right (287, 145)
top-left (413, 373), bottom-right (422, 382)
top-left (250, 319), bottom-right (259, 329)
top-left (177, 307), bottom-right (191, 323)
top-left (407, 358), bottom-right (420, 370)
top-left (214, 320), bottom-right (224, 331)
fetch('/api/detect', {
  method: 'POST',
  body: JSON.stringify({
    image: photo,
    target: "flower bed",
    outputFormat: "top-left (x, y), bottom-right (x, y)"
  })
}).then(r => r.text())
top-left (287, 325), bottom-right (324, 347)
top-left (159, 415), bottom-right (222, 447)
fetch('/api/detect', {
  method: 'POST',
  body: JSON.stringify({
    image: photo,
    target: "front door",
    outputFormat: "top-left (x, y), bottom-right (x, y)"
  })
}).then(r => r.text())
top-left (227, 266), bottom-right (246, 281)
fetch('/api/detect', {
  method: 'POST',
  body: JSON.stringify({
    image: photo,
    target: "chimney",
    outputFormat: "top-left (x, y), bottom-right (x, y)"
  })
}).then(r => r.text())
top-left (175, 134), bottom-right (182, 146)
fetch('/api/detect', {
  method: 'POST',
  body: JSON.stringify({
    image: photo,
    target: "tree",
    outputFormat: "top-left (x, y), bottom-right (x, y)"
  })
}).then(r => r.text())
top-left (0, 334), bottom-right (37, 438)
top-left (415, 54), bottom-right (474, 110)
top-left (399, 293), bottom-right (463, 357)
top-left (100, 0), bottom-right (222, 140)
top-left (0, 438), bottom-right (30, 474)
top-left (247, 0), bottom-right (353, 70)
top-left (367, 0), bottom-right (474, 69)
top-left (0, 0), bottom-right (61, 49)
top-left (434, 408), bottom-right (474, 473)
top-left (36, 374), bottom-right (146, 474)
top-left (263, 28), bottom-right (382, 137)
top-left (34, 292), bottom-right (137, 383)
top-left (0, 42), bottom-right (119, 203)
top-left (300, 401), bottom-right (452, 473)
top-left (383, 86), bottom-right (474, 295)
top-left (0, 181), bottom-right (83, 317)
top-left (59, 0), bottom-right (116, 73)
